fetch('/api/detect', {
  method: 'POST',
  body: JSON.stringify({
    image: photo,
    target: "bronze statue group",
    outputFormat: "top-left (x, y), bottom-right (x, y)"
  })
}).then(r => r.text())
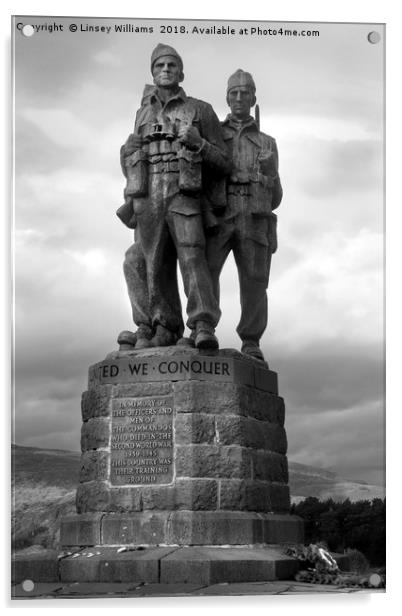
top-left (117, 44), bottom-right (282, 363)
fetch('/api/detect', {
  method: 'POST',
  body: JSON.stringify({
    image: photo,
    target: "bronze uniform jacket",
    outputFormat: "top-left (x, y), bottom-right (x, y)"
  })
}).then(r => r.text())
top-left (221, 114), bottom-right (283, 218)
top-left (123, 86), bottom-right (230, 217)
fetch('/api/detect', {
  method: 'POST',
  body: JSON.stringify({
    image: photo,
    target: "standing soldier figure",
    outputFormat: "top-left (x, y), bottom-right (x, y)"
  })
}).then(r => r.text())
top-left (206, 69), bottom-right (283, 362)
top-left (117, 44), bottom-right (230, 350)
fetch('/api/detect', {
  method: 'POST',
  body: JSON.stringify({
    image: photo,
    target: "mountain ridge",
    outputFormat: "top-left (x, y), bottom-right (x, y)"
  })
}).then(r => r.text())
top-left (11, 443), bottom-right (384, 551)
top-left (11, 443), bottom-right (384, 502)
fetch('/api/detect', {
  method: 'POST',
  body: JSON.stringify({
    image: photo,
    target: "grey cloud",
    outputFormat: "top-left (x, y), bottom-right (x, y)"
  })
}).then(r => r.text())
top-left (267, 341), bottom-right (384, 414)
top-left (15, 120), bottom-right (77, 175)
top-left (14, 393), bottom-right (82, 452)
top-left (287, 400), bottom-right (385, 485)
top-left (15, 24), bottom-right (111, 106)
top-left (287, 138), bottom-right (383, 199)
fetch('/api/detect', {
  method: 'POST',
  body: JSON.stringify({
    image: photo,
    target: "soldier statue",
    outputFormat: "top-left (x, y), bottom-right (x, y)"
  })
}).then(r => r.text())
top-left (206, 69), bottom-right (283, 362)
top-left (117, 44), bottom-right (230, 351)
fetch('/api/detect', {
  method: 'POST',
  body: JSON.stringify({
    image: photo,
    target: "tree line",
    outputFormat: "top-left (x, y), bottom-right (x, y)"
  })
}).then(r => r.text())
top-left (290, 497), bottom-right (385, 566)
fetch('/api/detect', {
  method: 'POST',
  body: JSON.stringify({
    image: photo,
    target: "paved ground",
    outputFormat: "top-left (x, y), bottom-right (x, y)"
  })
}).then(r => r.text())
top-left (11, 580), bottom-right (385, 599)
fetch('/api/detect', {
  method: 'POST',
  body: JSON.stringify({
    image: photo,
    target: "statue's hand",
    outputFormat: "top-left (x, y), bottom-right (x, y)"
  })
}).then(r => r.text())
top-left (123, 133), bottom-right (143, 155)
top-left (258, 152), bottom-right (276, 176)
top-left (178, 125), bottom-right (203, 150)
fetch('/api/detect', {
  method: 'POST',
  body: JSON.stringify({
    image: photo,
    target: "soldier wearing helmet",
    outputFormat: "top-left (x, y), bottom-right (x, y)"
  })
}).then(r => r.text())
top-left (206, 69), bottom-right (283, 362)
top-left (117, 44), bottom-right (230, 351)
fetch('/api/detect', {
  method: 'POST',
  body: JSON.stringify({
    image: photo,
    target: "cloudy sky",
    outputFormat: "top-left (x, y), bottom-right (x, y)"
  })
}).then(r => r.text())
top-left (13, 16), bottom-right (384, 486)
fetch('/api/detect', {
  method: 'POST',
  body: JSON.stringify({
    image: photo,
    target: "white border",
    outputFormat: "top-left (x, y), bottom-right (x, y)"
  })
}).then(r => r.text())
top-left (4, 0), bottom-right (400, 613)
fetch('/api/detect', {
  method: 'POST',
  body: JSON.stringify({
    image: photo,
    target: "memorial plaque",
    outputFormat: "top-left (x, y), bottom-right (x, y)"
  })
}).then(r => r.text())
top-left (110, 395), bottom-right (174, 486)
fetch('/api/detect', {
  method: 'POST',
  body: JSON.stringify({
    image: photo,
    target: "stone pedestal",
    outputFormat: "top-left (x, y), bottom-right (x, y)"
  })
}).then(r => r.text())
top-left (59, 346), bottom-right (303, 582)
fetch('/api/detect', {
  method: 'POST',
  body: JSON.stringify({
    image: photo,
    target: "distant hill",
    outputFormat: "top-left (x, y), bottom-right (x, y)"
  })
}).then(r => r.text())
top-left (11, 444), bottom-right (385, 551)
top-left (12, 443), bottom-right (80, 489)
top-left (288, 461), bottom-right (385, 504)
top-left (11, 444), bottom-right (80, 551)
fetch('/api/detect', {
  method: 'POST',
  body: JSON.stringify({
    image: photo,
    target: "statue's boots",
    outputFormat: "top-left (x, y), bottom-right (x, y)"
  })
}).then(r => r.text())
top-left (241, 340), bottom-right (265, 361)
top-left (194, 321), bottom-right (219, 350)
top-left (134, 324), bottom-right (154, 349)
top-left (151, 324), bottom-right (178, 348)
top-left (176, 330), bottom-right (196, 348)
top-left (117, 330), bottom-right (137, 351)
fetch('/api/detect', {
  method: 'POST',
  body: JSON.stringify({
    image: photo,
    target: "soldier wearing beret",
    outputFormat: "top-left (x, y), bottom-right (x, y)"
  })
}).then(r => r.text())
top-left (206, 69), bottom-right (283, 362)
top-left (118, 44), bottom-right (230, 350)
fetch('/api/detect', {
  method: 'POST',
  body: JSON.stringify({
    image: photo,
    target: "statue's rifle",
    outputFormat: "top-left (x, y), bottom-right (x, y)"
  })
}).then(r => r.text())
top-left (255, 103), bottom-right (260, 131)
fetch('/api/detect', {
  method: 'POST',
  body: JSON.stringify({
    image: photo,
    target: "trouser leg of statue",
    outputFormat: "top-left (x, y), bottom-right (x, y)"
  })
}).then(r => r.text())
top-left (123, 234), bottom-right (184, 348)
top-left (122, 241), bottom-right (152, 347)
top-left (234, 235), bottom-right (271, 359)
top-left (206, 221), bottom-right (271, 361)
top-left (205, 223), bottom-right (234, 305)
top-left (122, 185), bottom-right (221, 350)
top-left (129, 194), bottom-right (185, 346)
top-left (168, 210), bottom-right (221, 343)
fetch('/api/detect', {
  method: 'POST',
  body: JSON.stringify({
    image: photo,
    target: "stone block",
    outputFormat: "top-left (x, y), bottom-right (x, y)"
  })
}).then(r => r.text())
top-left (232, 359), bottom-right (255, 386)
top-left (80, 418), bottom-right (109, 451)
top-left (175, 445), bottom-right (252, 479)
top-left (11, 551), bottom-right (59, 583)
top-left (60, 513), bottom-right (103, 546)
top-left (108, 487), bottom-right (145, 512)
top-left (88, 361), bottom-right (103, 388)
top-left (219, 479), bottom-right (290, 512)
top-left (58, 512), bottom-right (304, 547)
top-left (94, 479), bottom-right (218, 513)
top-left (251, 451), bottom-right (289, 482)
top-left (270, 483), bottom-right (291, 512)
top-left (174, 381), bottom-right (284, 423)
top-left (114, 382), bottom-right (172, 397)
top-left (219, 479), bottom-right (270, 511)
top-left (167, 511), bottom-right (264, 545)
top-left (59, 547), bottom-right (176, 583)
top-left (254, 366), bottom-right (278, 393)
top-left (102, 512), bottom-right (169, 545)
top-left (76, 481), bottom-right (111, 513)
top-left (238, 388), bottom-right (285, 423)
top-left (52, 581), bottom-right (136, 597)
top-left (174, 381), bottom-right (242, 415)
top-left (262, 514), bottom-right (304, 544)
top-left (81, 385), bottom-right (113, 421)
top-left (141, 479), bottom-right (218, 511)
top-left (131, 582), bottom-right (205, 596)
top-left (79, 450), bottom-right (109, 482)
top-left (12, 582), bottom-right (66, 598)
top-left (216, 416), bottom-right (287, 453)
top-left (174, 413), bottom-right (216, 444)
top-left (159, 546), bottom-right (299, 585)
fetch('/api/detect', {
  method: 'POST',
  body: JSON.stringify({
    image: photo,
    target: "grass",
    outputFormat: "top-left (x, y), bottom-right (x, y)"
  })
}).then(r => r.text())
top-left (12, 482), bottom-right (76, 552)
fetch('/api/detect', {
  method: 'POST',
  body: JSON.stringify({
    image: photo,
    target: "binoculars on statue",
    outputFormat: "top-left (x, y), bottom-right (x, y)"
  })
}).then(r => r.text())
top-left (144, 120), bottom-right (177, 142)
top-left (124, 120), bottom-right (202, 198)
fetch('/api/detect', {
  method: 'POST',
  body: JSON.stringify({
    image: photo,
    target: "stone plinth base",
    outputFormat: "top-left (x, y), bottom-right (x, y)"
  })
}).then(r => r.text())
top-left (61, 511), bottom-right (304, 547)
top-left (76, 346), bottom-right (291, 515)
top-left (12, 550), bottom-right (350, 585)
top-left (12, 547), bottom-right (300, 585)
top-left (58, 346), bottom-right (303, 585)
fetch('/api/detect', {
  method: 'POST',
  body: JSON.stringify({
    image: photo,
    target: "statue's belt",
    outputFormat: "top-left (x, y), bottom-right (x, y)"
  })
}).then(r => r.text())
top-left (227, 184), bottom-right (252, 196)
top-left (148, 159), bottom-right (180, 174)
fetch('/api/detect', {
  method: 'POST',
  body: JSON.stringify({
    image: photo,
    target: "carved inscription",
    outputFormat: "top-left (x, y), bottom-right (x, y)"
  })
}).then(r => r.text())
top-left (93, 355), bottom-right (234, 384)
top-left (110, 395), bottom-right (173, 486)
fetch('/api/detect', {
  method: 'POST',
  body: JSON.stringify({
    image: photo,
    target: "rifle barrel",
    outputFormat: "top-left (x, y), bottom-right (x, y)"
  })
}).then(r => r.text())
top-left (255, 104), bottom-right (260, 130)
